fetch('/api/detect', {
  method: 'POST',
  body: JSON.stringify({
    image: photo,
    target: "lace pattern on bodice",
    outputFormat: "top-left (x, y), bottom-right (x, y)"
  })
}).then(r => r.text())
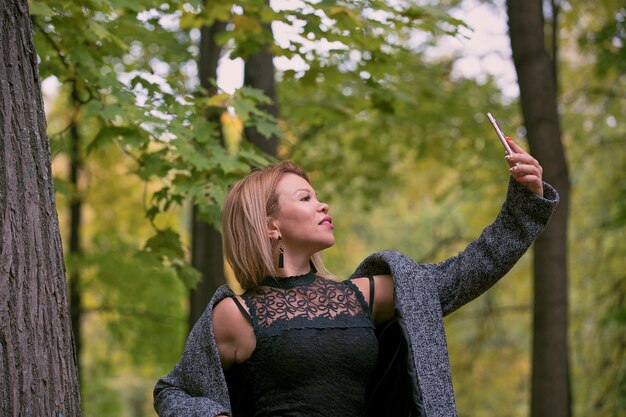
top-left (242, 273), bottom-right (373, 337)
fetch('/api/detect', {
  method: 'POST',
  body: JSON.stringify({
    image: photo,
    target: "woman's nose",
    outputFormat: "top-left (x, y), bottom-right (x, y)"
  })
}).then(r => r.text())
top-left (318, 202), bottom-right (329, 213)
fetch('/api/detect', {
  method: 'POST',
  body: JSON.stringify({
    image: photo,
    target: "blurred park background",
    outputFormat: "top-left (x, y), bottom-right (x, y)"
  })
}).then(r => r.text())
top-left (21, 0), bottom-right (626, 415)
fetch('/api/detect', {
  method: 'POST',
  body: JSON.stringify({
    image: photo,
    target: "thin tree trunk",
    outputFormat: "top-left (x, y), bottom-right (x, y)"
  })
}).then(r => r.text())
top-left (550, 0), bottom-right (560, 90)
top-left (189, 205), bottom-right (224, 328)
top-left (189, 5), bottom-right (278, 328)
top-left (506, 1), bottom-right (571, 416)
top-left (0, 0), bottom-right (81, 415)
top-left (189, 20), bottom-right (227, 330)
top-left (244, 39), bottom-right (278, 156)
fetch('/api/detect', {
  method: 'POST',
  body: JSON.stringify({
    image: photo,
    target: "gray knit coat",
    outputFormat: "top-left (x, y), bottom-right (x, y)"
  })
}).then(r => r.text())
top-left (154, 178), bottom-right (559, 417)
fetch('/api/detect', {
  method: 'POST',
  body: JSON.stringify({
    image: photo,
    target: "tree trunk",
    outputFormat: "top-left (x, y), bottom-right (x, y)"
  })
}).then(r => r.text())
top-left (0, 1), bottom-right (81, 415)
top-left (189, 205), bottom-right (225, 328)
top-left (189, 20), bottom-right (227, 330)
top-left (506, 1), bottom-right (571, 416)
top-left (190, 10), bottom-right (279, 329)
top-left (244, 38), bottom-right (278, 156)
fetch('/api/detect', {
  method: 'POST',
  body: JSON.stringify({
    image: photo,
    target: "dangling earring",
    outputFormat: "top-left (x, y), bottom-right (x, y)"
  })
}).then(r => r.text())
top-left (278, 236), bottom-right (284, 269)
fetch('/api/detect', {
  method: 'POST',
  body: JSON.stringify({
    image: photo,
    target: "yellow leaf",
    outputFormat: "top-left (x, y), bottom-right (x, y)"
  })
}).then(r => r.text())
top-left (221, 112), bottom-right (243, 156)
top-left (206, 93), bottom-right (231, 107)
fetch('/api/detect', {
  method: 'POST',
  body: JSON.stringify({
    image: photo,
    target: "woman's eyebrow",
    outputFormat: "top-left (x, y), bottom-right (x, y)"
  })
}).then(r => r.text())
top-left (292, 188), bottom-right (315, 196)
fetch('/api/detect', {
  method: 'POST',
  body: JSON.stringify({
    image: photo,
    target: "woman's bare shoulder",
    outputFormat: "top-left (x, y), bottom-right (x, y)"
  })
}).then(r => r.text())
top-left (349, 275), bottom-right (394, 324)
top-left (212, 296), bottom-right (256, 367)
top-left (212, 296), bottom-right (254, 334)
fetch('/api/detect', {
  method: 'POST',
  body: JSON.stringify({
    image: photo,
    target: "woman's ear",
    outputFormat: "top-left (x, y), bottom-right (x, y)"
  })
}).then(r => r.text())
top-left (267, 217), bottom-right (280, 240)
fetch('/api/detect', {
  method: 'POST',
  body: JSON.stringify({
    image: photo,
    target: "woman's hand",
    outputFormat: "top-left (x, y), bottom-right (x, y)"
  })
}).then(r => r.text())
top-left (504, 137), bottom-right (544, 197)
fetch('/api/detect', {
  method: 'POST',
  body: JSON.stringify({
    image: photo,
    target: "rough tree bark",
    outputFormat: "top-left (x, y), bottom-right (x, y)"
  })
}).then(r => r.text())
top-left (68, 118), bottom-right (82, 382)
top-left (506, 1), bottom-right (571, 416)
top-left (0, 0), bottom-right (81, 415)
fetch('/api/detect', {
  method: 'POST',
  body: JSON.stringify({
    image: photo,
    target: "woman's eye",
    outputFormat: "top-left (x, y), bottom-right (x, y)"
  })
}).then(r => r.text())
top-left (300, 195), bottom-right (311, 201)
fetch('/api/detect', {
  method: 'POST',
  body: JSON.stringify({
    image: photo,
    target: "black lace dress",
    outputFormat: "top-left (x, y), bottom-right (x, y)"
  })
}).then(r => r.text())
top-left (228, 270), bottom-right (379, 417)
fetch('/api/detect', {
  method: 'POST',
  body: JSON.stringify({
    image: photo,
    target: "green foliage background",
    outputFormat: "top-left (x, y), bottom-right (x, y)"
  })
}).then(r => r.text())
top-left (31, 0), bottom-right (625, 415)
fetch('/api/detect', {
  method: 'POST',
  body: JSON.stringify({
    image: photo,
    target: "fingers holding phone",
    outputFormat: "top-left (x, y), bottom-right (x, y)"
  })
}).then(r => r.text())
top-left (486, 113), bottom-right (544, 197)
top-left (504, 137), bottom-right (544, 197)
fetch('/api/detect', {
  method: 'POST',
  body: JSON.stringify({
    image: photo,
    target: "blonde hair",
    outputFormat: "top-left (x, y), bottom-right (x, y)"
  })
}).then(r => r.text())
top-left (221, 161), bottom-right (331, 289)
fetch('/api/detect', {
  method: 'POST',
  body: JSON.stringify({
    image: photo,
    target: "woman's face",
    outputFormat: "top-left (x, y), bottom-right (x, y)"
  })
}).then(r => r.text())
top-left (271, 173), bottom-right (335, 255)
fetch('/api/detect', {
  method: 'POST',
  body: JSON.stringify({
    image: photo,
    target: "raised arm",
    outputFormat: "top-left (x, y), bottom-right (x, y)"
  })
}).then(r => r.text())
top-left (351, 139), bottom-right (558, 318)
top-left (436, 178), bottom-right (557, 315)
top-left (431, 139), bottom-right (558, 315)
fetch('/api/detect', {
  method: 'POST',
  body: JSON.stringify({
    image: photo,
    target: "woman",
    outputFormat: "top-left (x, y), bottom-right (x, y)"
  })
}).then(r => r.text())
top-left (154, 138), bottom-right (559, 417)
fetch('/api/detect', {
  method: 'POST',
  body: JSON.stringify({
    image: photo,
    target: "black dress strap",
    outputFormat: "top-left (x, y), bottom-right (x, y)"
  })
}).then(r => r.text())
top-left (368, 276), bottom-right (375, 316)
top-left (230, 296), bottom-right (253, 325)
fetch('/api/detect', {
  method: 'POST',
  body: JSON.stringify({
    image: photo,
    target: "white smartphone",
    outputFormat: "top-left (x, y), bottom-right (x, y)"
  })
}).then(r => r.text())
top-left (487, 112), bottom-right (520, 166)
top-left (486, 112), bottom-right (515, 155)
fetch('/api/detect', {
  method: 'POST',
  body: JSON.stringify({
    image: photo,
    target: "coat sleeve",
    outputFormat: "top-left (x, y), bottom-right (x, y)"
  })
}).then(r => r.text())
top-left (153, 286), bottom-right (233, 417)
top-left (430, 177), bottom-right (559, 316)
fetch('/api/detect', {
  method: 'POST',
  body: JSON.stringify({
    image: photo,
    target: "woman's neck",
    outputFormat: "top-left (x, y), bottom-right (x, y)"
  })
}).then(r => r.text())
top-left (275, 253), bottom-right (312, 277)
